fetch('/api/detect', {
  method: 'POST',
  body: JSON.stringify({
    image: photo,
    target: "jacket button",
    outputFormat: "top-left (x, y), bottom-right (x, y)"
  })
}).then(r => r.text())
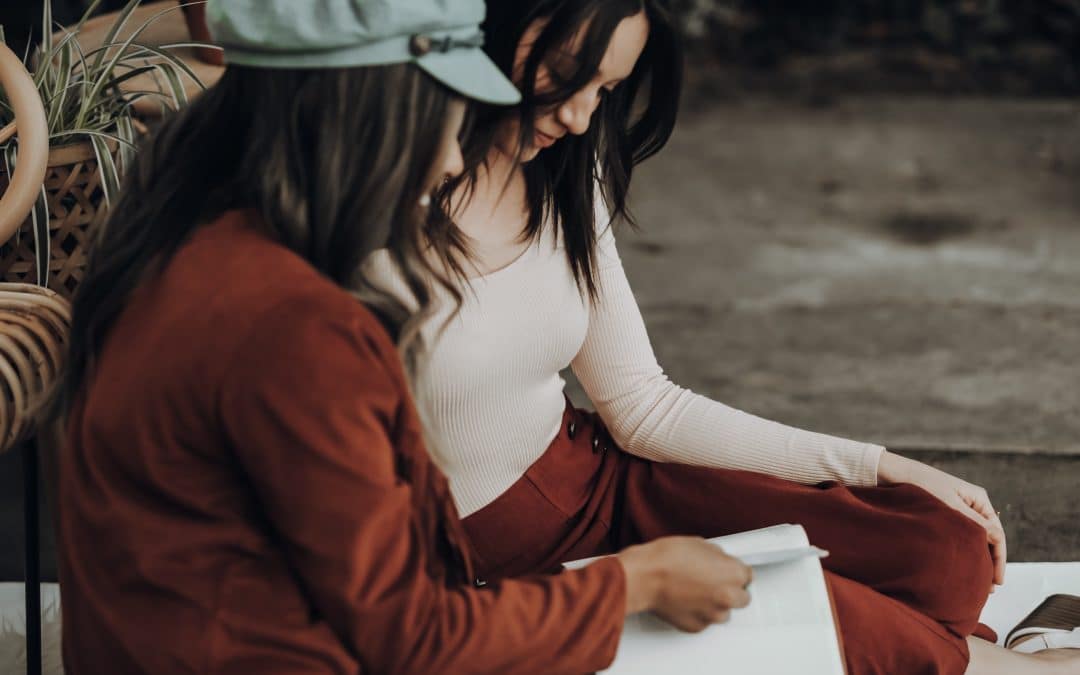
top-left (591, 436), bottom-right (600, 453)
top-left (567, 421), bottom-right (576, 439)
top-left (474, 577), bottom-right (487, 588)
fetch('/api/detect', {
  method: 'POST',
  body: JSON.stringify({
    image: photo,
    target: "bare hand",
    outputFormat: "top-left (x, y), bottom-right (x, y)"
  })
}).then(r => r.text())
top-left (878, 451), bottom-right (1007, 585)
top-left (617, 536), bottom-right (753, 633)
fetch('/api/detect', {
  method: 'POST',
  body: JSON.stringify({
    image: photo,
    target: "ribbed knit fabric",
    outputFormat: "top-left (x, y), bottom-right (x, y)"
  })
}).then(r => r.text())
top-left (364, 220), bottom-right (884, 517)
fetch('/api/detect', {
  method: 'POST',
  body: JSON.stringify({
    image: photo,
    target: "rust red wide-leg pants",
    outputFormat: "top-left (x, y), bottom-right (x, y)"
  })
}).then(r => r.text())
top-left (463, 407), bottom-right (996, 675)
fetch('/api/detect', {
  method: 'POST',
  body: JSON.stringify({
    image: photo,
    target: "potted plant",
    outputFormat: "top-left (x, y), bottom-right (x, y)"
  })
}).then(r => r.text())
top-left (0, 0), bottom-right (206, 299)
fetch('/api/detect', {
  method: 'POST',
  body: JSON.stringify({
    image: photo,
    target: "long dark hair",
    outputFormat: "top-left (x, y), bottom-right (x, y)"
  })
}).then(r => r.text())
top-left (439, 0), bottom-right (682, 298)
top-left (44, 64), bottom-right (461, 425)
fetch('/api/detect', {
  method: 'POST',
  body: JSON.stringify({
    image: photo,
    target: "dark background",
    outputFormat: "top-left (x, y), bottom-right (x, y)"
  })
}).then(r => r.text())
top-left (3, 0), bottom-right (1079, 95)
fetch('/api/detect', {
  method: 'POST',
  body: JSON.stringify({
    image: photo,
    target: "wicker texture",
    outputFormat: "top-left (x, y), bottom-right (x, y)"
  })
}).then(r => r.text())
top-left (0, 284), bottom-right (70, 453)
top-left (0, 42), bottom-right (50, 244)
top-left (0, 142), bottom-right (106, 300)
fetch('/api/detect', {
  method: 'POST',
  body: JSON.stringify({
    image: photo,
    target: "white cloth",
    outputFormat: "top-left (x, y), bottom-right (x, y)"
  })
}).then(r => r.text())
top-left (365, 220), bottom-right (883, 517)
top-left (5, 562), bottom-right (1078, 674)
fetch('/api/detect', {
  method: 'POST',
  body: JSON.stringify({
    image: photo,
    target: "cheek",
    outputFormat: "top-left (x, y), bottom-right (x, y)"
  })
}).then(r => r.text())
top-left (519, 146), bottom-right (542, 163)
top-left (497, 116), bottom-right (520, 142)
top-left (493, 110), bottom-right (556, 160)
top-left (493, 116), bottom-right (521, 156)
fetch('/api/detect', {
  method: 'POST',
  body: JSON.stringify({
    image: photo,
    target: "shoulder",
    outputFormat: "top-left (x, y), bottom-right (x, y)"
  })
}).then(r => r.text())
top-left (184, 211), bottom-right (404, 387)
top-left (229, 282), bottom-right (403, 399)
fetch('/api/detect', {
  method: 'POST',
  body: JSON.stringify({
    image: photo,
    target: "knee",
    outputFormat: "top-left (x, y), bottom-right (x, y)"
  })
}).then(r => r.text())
top-left (830, 573), bottom-right (972, 675)
top-left (944, 508), bottom-right (994, 623)
top-left (903, 493), bottom-right (994, 632)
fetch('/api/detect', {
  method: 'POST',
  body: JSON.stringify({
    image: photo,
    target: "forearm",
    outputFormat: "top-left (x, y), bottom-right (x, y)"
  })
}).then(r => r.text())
top-left (358, 559), bottom-right (627, 675)
top-left (594, 384), bottom-right (884, 487)
top-left (875, 449), bottom-right (918, 485)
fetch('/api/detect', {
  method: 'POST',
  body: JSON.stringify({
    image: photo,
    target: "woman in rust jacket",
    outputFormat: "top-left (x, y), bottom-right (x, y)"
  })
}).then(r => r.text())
top-left (44, 2), bottom-right (753, 673)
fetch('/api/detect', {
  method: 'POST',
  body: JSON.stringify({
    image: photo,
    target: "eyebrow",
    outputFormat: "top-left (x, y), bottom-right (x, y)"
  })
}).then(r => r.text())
top-left (547, 50), bottom-right (630, 84)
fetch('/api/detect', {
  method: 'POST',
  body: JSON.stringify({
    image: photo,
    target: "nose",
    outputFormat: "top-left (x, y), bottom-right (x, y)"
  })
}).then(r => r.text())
top-left (444, 139), bottom-right (465, 179)
top-left (557, 88), bottom-right (600, 136)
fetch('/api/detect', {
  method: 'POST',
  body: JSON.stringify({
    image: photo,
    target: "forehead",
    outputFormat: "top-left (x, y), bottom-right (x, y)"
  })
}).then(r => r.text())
top-left (600, 11), bottom-right (649, 77)
top-left (549, 11), bottom-right (649, 78)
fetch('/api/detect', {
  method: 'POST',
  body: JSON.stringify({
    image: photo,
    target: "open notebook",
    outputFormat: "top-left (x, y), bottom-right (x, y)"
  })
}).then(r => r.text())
top-left (565, 524), bottom-right (845, 675)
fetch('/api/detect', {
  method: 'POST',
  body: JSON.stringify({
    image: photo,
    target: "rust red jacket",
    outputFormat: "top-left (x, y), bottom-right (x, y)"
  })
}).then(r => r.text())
top-left (58, 211), bottom-right (625, 674)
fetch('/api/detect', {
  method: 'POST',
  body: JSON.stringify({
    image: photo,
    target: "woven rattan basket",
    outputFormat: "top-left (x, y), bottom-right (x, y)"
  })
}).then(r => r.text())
top-left (0, 141), bottom-right (115, 300)
top-left (0, 284), bottom-right (70, 450)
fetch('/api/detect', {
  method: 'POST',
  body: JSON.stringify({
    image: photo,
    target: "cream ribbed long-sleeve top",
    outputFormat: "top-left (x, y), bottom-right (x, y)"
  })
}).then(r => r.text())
top-left (364, 221), bottom-right (884, 517)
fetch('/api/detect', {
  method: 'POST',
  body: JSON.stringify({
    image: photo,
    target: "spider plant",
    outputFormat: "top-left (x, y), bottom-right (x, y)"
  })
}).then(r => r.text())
top-left (0, 0), bottom-right (208, 285)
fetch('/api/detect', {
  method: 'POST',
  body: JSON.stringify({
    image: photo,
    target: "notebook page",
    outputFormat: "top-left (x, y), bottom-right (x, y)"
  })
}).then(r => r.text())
top-left (708, 523), bottom-right (810, 558)
top-left (566, 525), bottom-right (845, 675)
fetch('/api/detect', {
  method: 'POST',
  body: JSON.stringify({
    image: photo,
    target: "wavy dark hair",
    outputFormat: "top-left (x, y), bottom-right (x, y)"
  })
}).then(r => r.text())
top-left (436, 0), bottom-right (682, 298)
top-left (43, 64), bottom-right (462, 425)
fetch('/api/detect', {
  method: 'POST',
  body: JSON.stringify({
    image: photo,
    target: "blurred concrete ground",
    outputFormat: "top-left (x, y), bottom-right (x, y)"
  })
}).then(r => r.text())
top-left (568, 95), bottom-right (1080, 561)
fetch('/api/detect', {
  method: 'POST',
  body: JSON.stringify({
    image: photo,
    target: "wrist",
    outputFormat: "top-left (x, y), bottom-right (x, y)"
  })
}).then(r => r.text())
top-left (876, 449), bottom-right (914, 485)
top-left (616, 544), bottom-right (665, 615)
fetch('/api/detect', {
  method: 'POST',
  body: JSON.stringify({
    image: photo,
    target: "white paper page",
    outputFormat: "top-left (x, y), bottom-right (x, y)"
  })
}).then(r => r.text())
top-left (567, 525), bottom-right (845, 675)
top-left (708, 523), bottom-right (810, 558)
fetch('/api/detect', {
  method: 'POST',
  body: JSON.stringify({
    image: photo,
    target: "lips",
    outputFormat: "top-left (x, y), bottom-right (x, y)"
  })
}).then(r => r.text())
top-left (535, 130), bottom-right (559, 148)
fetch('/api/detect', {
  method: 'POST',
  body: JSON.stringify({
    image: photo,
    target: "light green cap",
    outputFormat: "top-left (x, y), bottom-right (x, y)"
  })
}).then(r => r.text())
top-left (204, 0), bottom-right (520, 105)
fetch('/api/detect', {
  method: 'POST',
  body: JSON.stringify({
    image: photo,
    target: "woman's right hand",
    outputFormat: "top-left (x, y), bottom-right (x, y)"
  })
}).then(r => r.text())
top-left (616, 536), bottom-right (753, 633)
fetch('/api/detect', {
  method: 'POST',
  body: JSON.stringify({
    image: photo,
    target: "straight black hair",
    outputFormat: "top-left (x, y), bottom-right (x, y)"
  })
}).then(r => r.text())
top-left (437, 0), bottom-right (683, 298)
top-left (44, 64), bottom-right (462, 425)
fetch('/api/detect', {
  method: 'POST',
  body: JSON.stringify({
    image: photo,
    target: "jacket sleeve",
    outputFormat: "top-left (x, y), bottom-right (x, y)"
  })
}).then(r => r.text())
top-left (220, 295), bottom-right (626, 675)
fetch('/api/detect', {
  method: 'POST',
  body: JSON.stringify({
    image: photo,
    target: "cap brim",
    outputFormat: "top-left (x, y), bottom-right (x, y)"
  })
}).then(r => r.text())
top-left (415, 48), bottom-right (520, 106)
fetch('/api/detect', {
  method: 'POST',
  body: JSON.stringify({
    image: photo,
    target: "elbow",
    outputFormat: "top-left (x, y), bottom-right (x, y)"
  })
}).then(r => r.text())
top-left (598, 378), bottom-right (688, 454)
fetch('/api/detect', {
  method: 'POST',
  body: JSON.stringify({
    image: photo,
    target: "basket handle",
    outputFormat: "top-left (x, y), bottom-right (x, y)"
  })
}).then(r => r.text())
top-left (0, 43), bottom-right (49, 247)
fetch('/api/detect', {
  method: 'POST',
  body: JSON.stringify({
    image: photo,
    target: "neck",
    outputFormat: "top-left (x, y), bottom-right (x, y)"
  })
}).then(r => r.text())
top-left (482, 147), bottom-right (522, 191)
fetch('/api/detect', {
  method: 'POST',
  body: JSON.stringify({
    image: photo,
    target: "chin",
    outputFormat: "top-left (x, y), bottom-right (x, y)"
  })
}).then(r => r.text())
top-left (519, 146), bottom-right (543, 163)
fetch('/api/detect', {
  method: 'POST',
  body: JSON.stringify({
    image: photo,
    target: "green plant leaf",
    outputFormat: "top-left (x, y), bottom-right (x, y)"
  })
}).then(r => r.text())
top-left (46, 38), bottom-right (74, 133)
top-left (82, 2), bottom-right (192, 117)
top-left (115, 114), bottom-right (136, 176)
top-left (32, 29), bottom-right (86, 122)
top-left (88, 40), bottom-right (209, 94)
top-left (89, 133), bottom-right (120, 209)
top-left (36, 28), bottom-right (81, 72)
top-left (97, 64), bottom-right (158, 92)
top-left (7, 0), bottom-right (203, 282)
top-left (153, 62), bottom-right (188, 109)
top-left (41, 0), bottom-right (53, 58)
top-left (1, 143), bottom-right (51, 286)
top-left (88, 0), bottom-right (140, 74)
top-left (1, 143), bottom-right (22, 250)
top-left (105, 90), bottom-right (186, 119)
top-left (51, 128), bottom-right (134, 149)
top-left (30, 185), bottom-right (51, 287)
top-left (72, 0), bottom-right (106, 36)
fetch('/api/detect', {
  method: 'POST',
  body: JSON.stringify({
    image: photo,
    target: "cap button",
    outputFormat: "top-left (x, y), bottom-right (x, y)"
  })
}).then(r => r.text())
top-left (409, 34), bottom-right (433, 57)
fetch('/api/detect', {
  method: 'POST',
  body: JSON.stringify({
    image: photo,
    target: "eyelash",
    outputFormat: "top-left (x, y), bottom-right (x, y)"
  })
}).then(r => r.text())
top-left (542, 60), bottom-right (620, 93)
